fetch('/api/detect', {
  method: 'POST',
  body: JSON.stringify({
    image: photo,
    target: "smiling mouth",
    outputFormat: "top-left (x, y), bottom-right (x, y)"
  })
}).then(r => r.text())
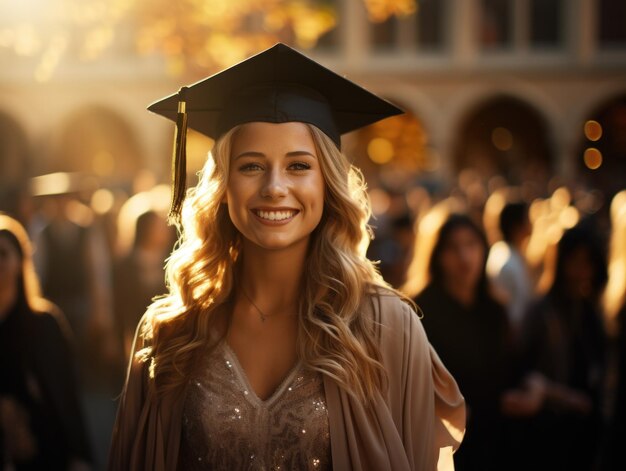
top-left (252, 209), bottom-right (299, 221)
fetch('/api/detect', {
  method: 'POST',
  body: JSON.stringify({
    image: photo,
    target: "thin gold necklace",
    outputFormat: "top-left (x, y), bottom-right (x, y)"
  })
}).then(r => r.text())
top-left (240, 286), bottom-right (271, 322)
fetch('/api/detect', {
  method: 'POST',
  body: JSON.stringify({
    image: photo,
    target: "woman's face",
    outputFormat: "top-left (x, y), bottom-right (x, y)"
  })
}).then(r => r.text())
top-left (438, 226), bottom-right (485, 290)
top-left (225, 121), bottom-right (325, 252)
top-left (0, 235), bottom-right (21, 290)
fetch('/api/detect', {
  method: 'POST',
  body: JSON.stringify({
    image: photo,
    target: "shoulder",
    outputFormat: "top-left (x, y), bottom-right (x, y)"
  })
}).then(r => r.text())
top-left (30, 300), bottom-right (72, 337)
top-left (364, 288), bottom-right (428, 348)
top-left (365, 287), bottom-right (416, 325)
top-left (23, 302), bottom-right (75, 358)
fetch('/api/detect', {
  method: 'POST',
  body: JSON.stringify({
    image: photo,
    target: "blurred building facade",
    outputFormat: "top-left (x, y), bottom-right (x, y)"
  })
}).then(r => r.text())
top-left (0, 0), bottom-right (625, 204)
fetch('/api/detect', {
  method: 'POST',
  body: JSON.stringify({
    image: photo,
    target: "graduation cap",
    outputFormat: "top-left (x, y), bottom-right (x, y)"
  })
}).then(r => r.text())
top-left (148, 42), bottom-right (404, 224)
top-left (29, 172), bottom-right (98, 197)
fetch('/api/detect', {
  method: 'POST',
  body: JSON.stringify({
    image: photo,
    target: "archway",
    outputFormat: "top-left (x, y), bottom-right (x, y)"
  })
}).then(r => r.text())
top-left (49, 105), bottom-right (145, 188)
top-left (452, 95), bottom-right (553, 187)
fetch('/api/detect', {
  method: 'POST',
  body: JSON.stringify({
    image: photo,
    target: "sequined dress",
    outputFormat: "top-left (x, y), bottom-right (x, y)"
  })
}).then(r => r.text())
top-left (179, 341), bottom-right (331, 470)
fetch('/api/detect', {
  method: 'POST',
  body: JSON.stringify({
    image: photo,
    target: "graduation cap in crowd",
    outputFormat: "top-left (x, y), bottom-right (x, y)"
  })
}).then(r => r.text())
top-left (148, 42), bottom-right (404, 224)
top-left (29, 172), bottom-right (98, 198)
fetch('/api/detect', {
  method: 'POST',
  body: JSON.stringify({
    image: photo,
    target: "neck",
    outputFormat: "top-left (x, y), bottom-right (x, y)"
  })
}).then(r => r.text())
top-left (0, 286), bottom-right (18, 321)
top-left (238, 240), bottom-right (308, 313)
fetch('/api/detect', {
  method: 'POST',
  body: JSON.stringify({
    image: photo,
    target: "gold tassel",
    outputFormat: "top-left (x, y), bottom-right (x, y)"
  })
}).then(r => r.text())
top-left (168, 86), bottom-right (188, 226)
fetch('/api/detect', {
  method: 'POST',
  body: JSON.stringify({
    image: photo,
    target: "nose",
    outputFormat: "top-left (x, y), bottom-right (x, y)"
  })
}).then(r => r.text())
top-left (260, 168), bottom-right (288, 199)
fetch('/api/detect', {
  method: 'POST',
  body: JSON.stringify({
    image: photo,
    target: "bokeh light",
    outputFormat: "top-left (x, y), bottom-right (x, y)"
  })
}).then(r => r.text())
top-left (584, 147), bottom-right (603, 170)
top-left (584, 120), bottom-right (603, 141)
top-left (491, 126), bottom-right (513, 151)
top-left (367, 137), bottom-right (395, 164)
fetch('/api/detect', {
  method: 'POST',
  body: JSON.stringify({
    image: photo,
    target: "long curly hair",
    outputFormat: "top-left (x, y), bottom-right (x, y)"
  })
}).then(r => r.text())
top-left (138, 123), bottom-right (399, 403)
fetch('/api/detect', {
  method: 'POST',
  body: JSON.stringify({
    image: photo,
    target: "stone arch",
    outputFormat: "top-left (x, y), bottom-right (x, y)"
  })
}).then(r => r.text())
top-left (451, 94), bottom-right (553, 187)
top-left (48, 104), bottom-right (145, 186)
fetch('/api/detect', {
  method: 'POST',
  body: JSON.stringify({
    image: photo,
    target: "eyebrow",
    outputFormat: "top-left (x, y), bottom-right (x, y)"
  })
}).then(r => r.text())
top-left (234, 150), bottom-right (317, 160)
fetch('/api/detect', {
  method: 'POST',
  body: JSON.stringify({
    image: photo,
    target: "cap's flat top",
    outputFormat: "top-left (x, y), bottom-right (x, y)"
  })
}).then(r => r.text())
top-left (147, 43), bottom-right (403, 141)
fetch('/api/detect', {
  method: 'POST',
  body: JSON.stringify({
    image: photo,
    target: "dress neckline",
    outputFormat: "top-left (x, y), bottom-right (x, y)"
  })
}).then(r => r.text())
top-left (220, 341), bottom-right (303, 408)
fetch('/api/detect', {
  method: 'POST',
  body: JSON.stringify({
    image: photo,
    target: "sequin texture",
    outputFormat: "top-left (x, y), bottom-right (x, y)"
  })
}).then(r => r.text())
top-left (179, 341), bottom-right (331, 470)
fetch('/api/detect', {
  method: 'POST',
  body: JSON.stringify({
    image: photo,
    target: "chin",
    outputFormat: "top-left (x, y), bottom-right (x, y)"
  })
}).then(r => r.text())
top-left (260, 234), bottom-right (314, 252)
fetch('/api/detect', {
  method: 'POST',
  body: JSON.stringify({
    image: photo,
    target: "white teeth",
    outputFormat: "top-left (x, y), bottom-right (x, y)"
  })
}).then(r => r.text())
top-left (256, 210), bottom-right (296, 221)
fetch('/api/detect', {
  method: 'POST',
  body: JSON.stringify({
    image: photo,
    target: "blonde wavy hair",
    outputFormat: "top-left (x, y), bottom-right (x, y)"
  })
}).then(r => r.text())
top-left (138, 123), bottom-right (401, 403)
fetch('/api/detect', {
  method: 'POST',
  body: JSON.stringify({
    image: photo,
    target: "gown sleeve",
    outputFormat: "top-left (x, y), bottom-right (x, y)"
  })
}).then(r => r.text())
top-left (381, 295), bottom-right (465, 470)
top-left (325, 293), bottom-right (466, 471)
top-left (108, 317), bottom-right (185, 471)
top-left (107, 319), bottom-right (152, 471)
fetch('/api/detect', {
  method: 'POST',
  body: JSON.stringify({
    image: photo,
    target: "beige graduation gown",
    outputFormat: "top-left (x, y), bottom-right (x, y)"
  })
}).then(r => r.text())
top-left (108, 292), bottom-right (466, 471)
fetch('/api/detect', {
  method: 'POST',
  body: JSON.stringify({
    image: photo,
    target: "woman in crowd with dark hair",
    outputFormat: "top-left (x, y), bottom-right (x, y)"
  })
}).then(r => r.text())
top-left (0, 213), bottom-right (92, 470)
top-left (503, 221), bottom-right (608, 471)
top-left (109, 43), bottom-right (465, 471)
top-left (404, 212), bottom-right (516, 471)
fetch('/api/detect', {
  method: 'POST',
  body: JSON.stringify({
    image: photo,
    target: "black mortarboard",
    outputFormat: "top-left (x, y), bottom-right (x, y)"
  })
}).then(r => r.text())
top-left (147, 42), bottom-right (404, 224)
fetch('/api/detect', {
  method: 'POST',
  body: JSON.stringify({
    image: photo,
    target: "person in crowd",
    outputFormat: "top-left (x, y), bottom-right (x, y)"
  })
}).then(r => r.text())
top-left (0, 213), bottom-right (93, 470)
top-left (486, 201), bottom-right (534, 333)
top-left (366, 211), bottom-right (415, 289)
top-left (30, 173), bottom-right (119, 471)
top-left (405, 212), bottom-right (516, 471)
top-left (598, 190), bottom-right (626, 471)
top-left (113, 209), bottom-right (174, 360)
top-left (109, 43), bottom-right (465, 470)
top-left (502, 221), bottom-right (608, 471)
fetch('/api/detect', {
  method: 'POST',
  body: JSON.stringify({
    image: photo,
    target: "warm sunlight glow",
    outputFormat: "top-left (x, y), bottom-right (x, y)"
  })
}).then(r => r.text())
top-left (364, 0), bottom-right (417, 22)
top-left (368, 137), bottom-right (395, 164)
top-left (91, 188), bottom-right (115, 215)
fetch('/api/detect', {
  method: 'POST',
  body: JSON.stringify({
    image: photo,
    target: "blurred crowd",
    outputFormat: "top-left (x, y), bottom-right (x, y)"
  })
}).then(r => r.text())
top-left (1, 168), bottom-right (625, 471)
top-left (0, 173), bottom-right (176, 471)
top-left (369, 172), bottom-right (626, 471)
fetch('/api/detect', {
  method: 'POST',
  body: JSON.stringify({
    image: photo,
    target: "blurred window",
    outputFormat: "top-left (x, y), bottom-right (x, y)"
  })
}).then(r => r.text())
top-left (314, 0), bottom-right (340, 51)
top-left (371, 0), bottom-right (448, 53)
top-left (530, 0), bottom-right (562, 49)
top-left (415, 0), bottom-right (447, 51)
top-left (371, 16), bottom-right (399, 51)
top-left (598, 0), bottom-right (626, 47)
top-left (480, 0), bottom-right (513, 50)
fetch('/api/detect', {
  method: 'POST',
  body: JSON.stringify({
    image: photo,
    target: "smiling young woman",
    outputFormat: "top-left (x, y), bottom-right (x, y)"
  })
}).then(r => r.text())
top-left (225, 121), bottom-right (325, 253)
top-left (108, 43), bottom-right (466, 471)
